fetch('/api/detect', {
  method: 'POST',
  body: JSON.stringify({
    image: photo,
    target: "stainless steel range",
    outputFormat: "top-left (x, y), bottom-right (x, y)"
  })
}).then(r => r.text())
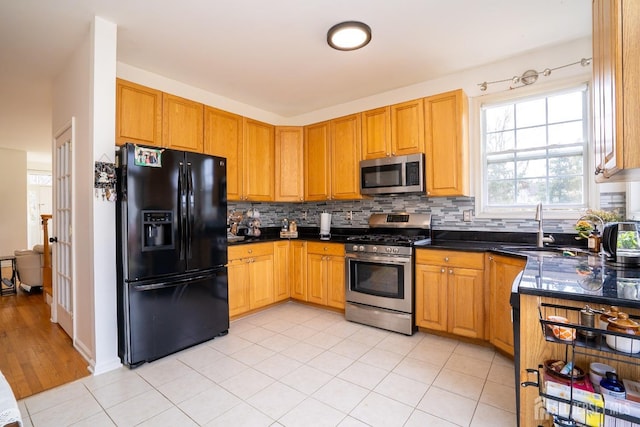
top-left (345, 213), bottom-right (432, 335)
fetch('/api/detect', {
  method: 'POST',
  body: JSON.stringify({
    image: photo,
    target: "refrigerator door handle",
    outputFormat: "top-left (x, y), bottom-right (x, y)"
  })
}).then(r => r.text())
top-left (186, 162), bottom-right (194, 260)
top-left (178, 161), bottom-right (187, 260)
top-left (131, 273), bottom-right (214, 291)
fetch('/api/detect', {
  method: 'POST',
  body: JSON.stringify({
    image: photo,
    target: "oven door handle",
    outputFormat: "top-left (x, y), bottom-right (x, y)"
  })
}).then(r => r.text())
top-left (345, 253), bottom-right (411, 265)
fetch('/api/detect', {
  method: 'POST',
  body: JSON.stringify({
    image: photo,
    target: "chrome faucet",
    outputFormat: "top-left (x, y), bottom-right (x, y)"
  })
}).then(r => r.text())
top-left (535, 203), bottom-right (555, 247)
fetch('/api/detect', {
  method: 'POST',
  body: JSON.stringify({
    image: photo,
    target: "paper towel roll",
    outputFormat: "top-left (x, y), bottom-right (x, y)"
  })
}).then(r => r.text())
top-left (320, 212), bottom-right (332, 235)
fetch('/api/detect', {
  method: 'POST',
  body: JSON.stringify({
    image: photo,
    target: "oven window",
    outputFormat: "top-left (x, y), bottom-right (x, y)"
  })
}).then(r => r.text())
top-left (362, 164), bottom-right (402, 188)
top-left (350, 261), bottom-right (404, 299)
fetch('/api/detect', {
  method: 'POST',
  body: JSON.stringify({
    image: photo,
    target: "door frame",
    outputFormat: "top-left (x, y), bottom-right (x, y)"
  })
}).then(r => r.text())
top-left (51, 118), bottom-right (76, 341)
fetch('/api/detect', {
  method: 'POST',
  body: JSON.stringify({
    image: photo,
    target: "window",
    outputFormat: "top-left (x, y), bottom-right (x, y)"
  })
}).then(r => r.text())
top-left (480, 84), bottom-right (589, 215)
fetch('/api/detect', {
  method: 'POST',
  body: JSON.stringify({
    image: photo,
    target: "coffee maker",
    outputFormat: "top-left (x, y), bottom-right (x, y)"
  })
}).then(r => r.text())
top-left (602, 222), bottom-right (640, 266)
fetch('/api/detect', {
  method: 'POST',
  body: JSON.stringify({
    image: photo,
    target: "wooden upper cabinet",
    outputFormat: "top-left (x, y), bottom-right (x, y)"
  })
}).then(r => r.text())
top-left (424, 89), bottom-right (470, 197)
top-left (593, 0), bottom-right (640, 181)
top-left (390, 98), bottom-right (425, 156)
top-left (204, 106), bottom-right (243, 201)
top-left (162, 93), bottom-right (204, 152)
top-left (243, 118), bottom-right (275, 201)
top-left (275, 126), bottom-right (304, 202)
top-left (361, 106), bottom-right (391, 159)
top-left (304, 121), bottom-right (331, 201)
top-left (115, 79), bottom-right (163, 147)
top-left (331, 114), bottom-right (362, 200)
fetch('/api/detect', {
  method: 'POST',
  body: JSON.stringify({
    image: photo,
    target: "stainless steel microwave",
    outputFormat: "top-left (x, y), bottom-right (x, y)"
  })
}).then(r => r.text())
top-left (360, 153), bottom-right (425, 195)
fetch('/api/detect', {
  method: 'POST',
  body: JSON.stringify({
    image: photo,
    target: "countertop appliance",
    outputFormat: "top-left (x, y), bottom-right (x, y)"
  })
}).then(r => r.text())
top-left (602, 222), bottom-right (640, 266)
top-left (359, 153), bottom-right (425, 195)
top-left (345, 213), bottom-right (432, 335)
top-left (116, 143), bottom-right (229, 367)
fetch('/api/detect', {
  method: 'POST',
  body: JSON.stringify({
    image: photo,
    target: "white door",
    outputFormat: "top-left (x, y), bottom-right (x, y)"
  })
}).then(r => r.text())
top-left (52, 121), bottom-right (74, 338)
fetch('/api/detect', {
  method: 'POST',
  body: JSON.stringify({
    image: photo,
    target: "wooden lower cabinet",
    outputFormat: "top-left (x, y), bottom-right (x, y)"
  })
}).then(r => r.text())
top-left (227, 242), bottom-right (274, 317)
top-left (415, 249), bottom-right (485, 339)
top-left (290, 241), bottom-right (308, 301)
top-left (273, 241), bottom-right (291, 302)
top-left (304, 242), bottom-right (345, 309)
top-left (488, 254), bottom-right (526, 356)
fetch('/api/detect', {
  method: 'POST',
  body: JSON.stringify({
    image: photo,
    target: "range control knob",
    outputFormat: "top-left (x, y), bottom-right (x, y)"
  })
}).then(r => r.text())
top-left (385, 247), bottom-right (392, 253)
top-left (372, 246), bottom-right (378, 252)
top-left (359, 246), bottom-right (365, 252)
top-left (393, 247), bottom-right (400, 254)
top-left (352, 245), bottom-right (359, 251)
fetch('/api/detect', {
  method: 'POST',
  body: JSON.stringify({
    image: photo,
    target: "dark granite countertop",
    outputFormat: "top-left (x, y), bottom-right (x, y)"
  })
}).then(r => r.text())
top-left (228, 226), bottom-right (640, 308)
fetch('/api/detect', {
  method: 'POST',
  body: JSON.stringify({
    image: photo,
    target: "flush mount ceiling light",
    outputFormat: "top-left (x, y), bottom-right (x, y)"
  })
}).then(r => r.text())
top-left (327, 21), bottom-right (371, 51)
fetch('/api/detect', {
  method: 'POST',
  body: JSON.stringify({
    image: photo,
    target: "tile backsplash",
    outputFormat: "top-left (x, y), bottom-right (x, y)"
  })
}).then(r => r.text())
top-left (228, 192), bottom-right (626, 234)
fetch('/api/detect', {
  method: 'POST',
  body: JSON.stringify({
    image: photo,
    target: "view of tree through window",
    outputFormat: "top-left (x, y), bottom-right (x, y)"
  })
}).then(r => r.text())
top-left (482, 85), bottom-right (588, 209)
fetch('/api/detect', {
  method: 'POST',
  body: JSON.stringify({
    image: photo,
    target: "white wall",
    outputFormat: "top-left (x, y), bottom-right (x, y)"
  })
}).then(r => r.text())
top-left (52, 16), bottom-right (120, 374)
top-left (118, 37), bottom-right (592, 126)
top-left (0, 148), bottom-right (27, 255)
top-left (89, 17), bottom-right (120, 375)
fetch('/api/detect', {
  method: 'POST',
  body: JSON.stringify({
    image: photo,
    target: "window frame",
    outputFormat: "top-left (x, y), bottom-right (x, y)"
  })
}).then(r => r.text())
top-left (471, 77), bottom-right (596, 220)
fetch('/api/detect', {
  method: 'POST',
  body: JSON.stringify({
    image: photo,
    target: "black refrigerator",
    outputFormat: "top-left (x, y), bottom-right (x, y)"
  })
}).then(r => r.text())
top-left (116, 143), bottom-right (229, 367)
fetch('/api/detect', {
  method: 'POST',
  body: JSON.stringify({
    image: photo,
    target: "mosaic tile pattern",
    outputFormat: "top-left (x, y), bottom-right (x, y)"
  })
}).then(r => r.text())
top-left (229, 192), bottom-right (627, 234)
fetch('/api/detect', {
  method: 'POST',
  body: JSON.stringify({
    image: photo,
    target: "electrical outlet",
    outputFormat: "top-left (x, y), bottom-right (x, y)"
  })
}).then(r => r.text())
top-left (463, 210), bottom-right (473, 222)
top-left (346, 211), bottom-right (353, 221)
top-left (302, 211), bottom-right (307, 220)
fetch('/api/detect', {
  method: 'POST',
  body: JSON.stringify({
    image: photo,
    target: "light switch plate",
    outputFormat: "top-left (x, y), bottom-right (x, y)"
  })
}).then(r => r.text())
top-left (463, 210), bottom-right (472, 222)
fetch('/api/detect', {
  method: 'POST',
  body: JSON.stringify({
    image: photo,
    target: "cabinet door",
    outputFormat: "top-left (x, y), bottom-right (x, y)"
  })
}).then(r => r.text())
top-left (424, 89), bottom-right (470, 197)
top-left (390, 99), bottom-right (424, 156)
top-left (415, 263), bottom-right (448, 331)
top-left (361, 106), bottom-right (391, 159)
top-left (489, 254), bottom-right (525, 356)
top-left (275, 126), bottom-right (304, 202)
top-left (244, 118), bottom-right (275, 201)
top-left (273, 241), bottom-right (290, 302)
top-left (307, 253), bottom-right (327, 305)
top-left (249, 255), bottom-right (275, 309)
top-left (228, 259), bottom-right (250, 317)
top-left (304, 121), bottom-right (331, 201)
top-left (204, 106), bottom-right (243, 201)
top-left (448, 267), bottom-right (484, 339)
top-left (162, 93), bottom-right (204, 152)
top-left (116, 79), bottom-right (163, 147)
top-left (592, 0), bottom-right (640, 180)
top-left (331, 114), bottom-right (362, 200)
top-left (326, 255), bottom-right (345, 309)
top-left (290, 241), bottom-right (307, 301)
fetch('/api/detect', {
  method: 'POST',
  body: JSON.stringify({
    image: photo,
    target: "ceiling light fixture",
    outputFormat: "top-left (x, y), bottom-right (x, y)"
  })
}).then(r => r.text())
top-left (327, 21), bottom-right (371, 51)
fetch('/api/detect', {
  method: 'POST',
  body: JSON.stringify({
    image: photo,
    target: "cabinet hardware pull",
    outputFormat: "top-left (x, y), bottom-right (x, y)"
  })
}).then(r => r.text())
top-left (449, 269), bottom-right (453, 274)
top-left (521, 368), bottom-right (540, 388)
top-left (441, 268), bottom-right (445, 273)
top-left (444, 257), bottom-right (449, 262)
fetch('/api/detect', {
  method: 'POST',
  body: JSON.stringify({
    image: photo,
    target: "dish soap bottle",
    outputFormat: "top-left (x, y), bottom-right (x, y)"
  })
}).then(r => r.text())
top-left (588, 229), bottom-right (601, 253)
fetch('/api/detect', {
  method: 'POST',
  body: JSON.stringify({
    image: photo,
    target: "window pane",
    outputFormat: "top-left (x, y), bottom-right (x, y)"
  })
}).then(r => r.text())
top-left (487, 161), bottom-right (515, 180)
top-left (485, 105), bottom-right (514, 132)
top-left (548, 91), bottom-right (583, 123)
top-left (516, 179), bottom-right (547, 204)
top-left (482, 85), bottom-right (587, 209)
top-left (516, 98), bottom-right (546, 128)
top-left (549, 176), bottom-right (583, 204)
top-left (516, 126), bottom-right (547, 150)
top-left (517, 159), bottom-right (547, 178)
top-left (548, 121), bottom-right (584, 145)
top-left (549, 155), bottom-right (583, 176)
top-left (488, 180), bottom-right (515, 205)
top-left (486, 130), bottom-right (515, 153)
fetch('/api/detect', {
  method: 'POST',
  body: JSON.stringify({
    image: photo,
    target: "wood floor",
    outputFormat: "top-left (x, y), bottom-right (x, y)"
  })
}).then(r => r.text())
top-left (0, 284), bottom-right (90, 400)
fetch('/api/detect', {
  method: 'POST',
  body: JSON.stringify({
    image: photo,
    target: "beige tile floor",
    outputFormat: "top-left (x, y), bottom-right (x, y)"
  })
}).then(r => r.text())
top-left (18, 302), bottom-right (517, 426)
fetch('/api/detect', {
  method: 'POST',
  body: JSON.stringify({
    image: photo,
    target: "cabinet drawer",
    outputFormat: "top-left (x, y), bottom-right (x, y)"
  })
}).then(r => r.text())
top-left (416, 249), bottom-right (484, 269)
top-left (228, 242), bottom-right (274, 260)
top-left (307, 241), bottom-right (345, 256)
